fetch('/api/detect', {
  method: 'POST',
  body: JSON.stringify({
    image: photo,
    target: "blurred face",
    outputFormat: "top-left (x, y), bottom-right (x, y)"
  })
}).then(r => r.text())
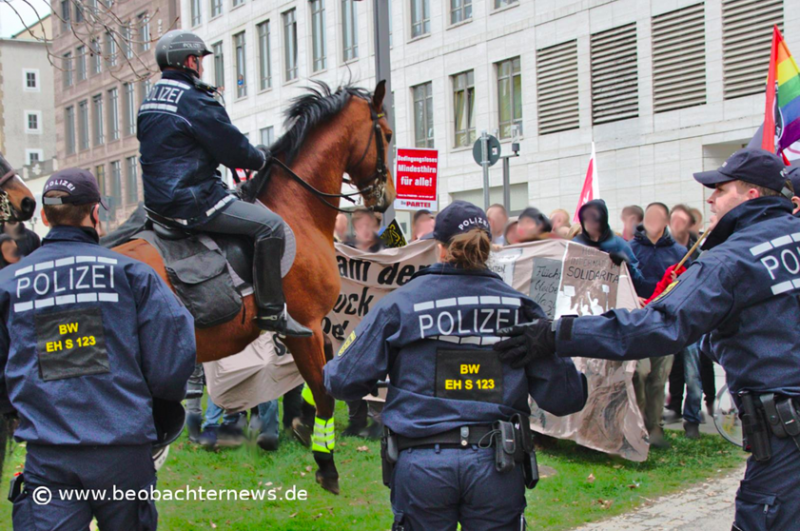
top-left (550, 211), bottom-right (569, 231)
top-left (670, 210), bottom-right (692, 237)
top-left (1, 240), bottom-right (19, 264)
top-left (707, 181), bottom-right (758, 229)
top-left (487, 207), bottom-right (508, 237)
top-left (334, 214), bottom-right (348, 238)
top-left (353, 214), bottom-right (379, 243)
top-left (516, 217), bottom-right (543, 241)
top-left (414, 217), bottom-right (435, 239)
top-left (581, 207), bottom-right (602, 240)
top-left (505, 222), bottom-right (520, 245)
top-left (643, 206), bottom-right (669, 237)
top-left (622, 213), bottom-right (639, 231)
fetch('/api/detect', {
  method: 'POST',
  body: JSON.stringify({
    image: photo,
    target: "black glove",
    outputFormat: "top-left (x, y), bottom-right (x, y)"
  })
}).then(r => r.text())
top-left (255, 145), bottom-right (271, 170)
top-left (493, 319), bottom-right (556, 369)
top-left (608, 251), bottom-right (629, 267)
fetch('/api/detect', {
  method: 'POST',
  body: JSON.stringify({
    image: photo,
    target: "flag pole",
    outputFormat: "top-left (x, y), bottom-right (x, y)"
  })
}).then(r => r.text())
top-left (763, 26), bottom-right (781, 152)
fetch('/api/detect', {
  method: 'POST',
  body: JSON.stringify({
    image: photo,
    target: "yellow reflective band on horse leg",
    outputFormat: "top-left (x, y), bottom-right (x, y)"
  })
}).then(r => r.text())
top-left (311, 417), bottom-right (335, 453)
top-left (302, 384), bottom-right (316, 407)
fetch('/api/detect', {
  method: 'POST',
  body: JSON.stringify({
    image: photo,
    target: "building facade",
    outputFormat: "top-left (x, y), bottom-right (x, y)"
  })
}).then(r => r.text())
top-left (185, 0), bottom-right (796, 231)
top-left (52, 0), bottom-right (179, 227)
top-left (0, 15), bottom-right (56, 170)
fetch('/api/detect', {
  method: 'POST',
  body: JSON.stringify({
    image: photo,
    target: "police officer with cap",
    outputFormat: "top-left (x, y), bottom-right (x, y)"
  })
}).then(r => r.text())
top-left (494, 148), bottom-right (800, 531)
top-left (324, 200), bottom-right (587, 531)
top-left (138, 30), bottom-right (311, 337)
top-left (0, 168), bottom-right (196, 530)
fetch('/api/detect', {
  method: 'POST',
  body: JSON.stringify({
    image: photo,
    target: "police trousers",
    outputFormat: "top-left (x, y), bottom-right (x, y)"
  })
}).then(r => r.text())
top-left (197, 198), bottom-right (284, 242)
top-left (390, 446), bottom-right (526, 531)
top-left (12, 444), bottom-right (157, 531)
top-left (733, 436), bottom-right (800, 530)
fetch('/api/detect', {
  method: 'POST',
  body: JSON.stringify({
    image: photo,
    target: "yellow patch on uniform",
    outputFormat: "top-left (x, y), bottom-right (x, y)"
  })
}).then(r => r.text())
top-left (652, 279), bottom-right (680, 303)
top-left (338, 331), bottom-right (356, 356)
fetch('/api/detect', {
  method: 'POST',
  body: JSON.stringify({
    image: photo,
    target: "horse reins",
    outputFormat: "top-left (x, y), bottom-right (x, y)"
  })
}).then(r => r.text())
top-left (0, 170), bottom-right (16, 222)
top-left (256, 103), bottom-right (389, 213)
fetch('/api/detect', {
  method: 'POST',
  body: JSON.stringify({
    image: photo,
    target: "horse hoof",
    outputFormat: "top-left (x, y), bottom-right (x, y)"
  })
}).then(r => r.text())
top-left (291, 417), bottom-right (311, 448)
top-left (316, 471), bottom-right (340, 495)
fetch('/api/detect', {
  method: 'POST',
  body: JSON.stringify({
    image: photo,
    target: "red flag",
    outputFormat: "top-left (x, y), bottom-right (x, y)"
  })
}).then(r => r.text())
top-left (573, 143), bottom-right (599, 224)
top-left (762, 26), bottom-right (781, 152)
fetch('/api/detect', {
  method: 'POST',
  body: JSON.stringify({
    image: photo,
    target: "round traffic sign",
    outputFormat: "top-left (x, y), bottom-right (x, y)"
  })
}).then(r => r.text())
top-left (472, 135), bottom-right (502, 167)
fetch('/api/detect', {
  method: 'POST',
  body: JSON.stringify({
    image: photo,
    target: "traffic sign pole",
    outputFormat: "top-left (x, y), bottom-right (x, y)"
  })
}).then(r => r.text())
top-left (481, 131), bottom-right (490, 210)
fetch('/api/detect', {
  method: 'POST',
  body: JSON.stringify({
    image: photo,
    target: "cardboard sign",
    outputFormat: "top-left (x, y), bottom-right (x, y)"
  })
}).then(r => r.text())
top-left (394, 148), bottom-right (438, 211)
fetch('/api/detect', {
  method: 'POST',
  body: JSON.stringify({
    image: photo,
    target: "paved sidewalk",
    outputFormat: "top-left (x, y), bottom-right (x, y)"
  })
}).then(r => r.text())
top-left (572, 465), bottom-right (745, 531)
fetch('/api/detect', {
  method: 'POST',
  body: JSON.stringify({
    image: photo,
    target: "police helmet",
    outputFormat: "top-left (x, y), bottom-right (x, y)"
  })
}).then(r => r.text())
top-left (152, 398), bottom-right (186, 450)
top-left (155, 30), bottom-right (212, 74)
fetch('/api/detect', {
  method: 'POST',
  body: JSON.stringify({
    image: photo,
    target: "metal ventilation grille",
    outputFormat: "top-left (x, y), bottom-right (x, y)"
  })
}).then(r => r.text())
top-left (652, 3), bottom-right (706, 113)
top-left (722, 0), bottom-right (783, 100)
top-left (536, 40), bottom-right (580, 135)
top-left (591, 23), bottom-right (639, 124)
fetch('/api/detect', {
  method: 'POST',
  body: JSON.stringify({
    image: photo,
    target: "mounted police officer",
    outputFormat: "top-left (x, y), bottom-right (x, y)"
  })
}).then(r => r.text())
top-left (324, 201), bottom-right (588, 531)
top-left (495, 148), bottom-right (800, 531)
top-left (138, 30), bottom-right (310, 337)
top-left (0, 169), bottom-right (196, 530)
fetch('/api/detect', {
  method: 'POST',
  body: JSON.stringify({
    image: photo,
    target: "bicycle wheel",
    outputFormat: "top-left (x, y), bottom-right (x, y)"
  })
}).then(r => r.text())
top-left (713, 384), bottom-right (742, 448)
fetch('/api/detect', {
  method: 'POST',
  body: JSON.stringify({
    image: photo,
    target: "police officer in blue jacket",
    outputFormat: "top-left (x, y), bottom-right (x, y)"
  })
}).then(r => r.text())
top-left (494, 148), bottom-right (800, 531)
top-left (138, 30), bottom-right (310, 337)
top-left (324, 201), bottom-right (588, 531)
top-left (0, 169), bottom-right (196, 530)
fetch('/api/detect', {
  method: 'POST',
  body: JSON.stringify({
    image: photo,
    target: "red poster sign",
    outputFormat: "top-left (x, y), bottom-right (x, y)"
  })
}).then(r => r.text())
top-left (394, 148), bottom-right (438, 211)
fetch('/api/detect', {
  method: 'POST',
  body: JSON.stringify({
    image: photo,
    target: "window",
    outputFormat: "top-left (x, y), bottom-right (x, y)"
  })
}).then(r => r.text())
top-left (450, 0), bottom-right (471, 25)
top-left (65, 106), bottom-right (76, 155)
top-left (537, 40), bottom-right (579, 134)
top-left (452, 70), bottom-right (475, 147)
top-left (257, 21), bottom-right (272, 90)
top-left (95, 164), bottom-right (106, 198)
top-left (25, 111), bottom-right (42, 134)
top-left (234, 32), bottom-right (247, 98)
top-left (591, 23), bottom-right (639, 124)
top-left (311, 0), bottom-right (326, 72)
top-left (87, 0), bottom-right (98, 15)
top-left (211, 0), bottom-right (222, 18)
top-left (75, 2), bottom-right (84, 22)
top-left (410, 0), bottom-right (430, 38)
top-left (126, 156), bottom-right (139, 205)
top-left (138, 13), bottom-right (151, 51)
top-left (93, 94), bottom-right (104, 146)
top-left (233, 0), bottom-right (244, 7)
top-left (121, 24), bottom-right (133, 59)
top-left (26, 150), bottom-right (44, 165)
top-left (63, 52), bottom-right (73, 88)
top-left (191, 0), bottom-right (202, 26)
top-left (91, 38), bottom-right (102, 75)
top-left (283, 9), bottom-right (298, 81)
top-left (213, 42), bottom-right (225, 89)
top-left (412, 82), bottom-right (434, 148)
top-left (106, 31), bottom-right (117, 67)
top-left (123, 83), bottom-right (136, 136)
top-left (497, 57), bottom-right (522, 139)
top-left (77, 45), bottom-right (87, 81)
top-left (260, 126), bottom-right (274, 146)
top-left (60, 0), bottom-right (71, 30)
top-left (23, 69), bottom-right (39, 91)
top-left (108, 87), bottom-right (120, 141)
top-left (494, 0), bottom-right (517, 9)
top-left (111, 161), bottom-right (122, 203)
top-left (140, 78), bottom-right (152, 106)
top-left (342, 0), bottom-right (358, 61)
top-left (78, 100), bottom-right (90, 151)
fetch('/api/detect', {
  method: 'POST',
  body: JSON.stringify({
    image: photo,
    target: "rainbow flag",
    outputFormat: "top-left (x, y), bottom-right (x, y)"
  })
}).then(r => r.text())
top-left (763, 26), bottom-right (800, 154)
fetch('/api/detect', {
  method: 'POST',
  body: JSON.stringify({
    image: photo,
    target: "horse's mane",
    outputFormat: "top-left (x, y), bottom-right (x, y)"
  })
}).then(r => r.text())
top-left (270, 80), bottom-right (375, 166)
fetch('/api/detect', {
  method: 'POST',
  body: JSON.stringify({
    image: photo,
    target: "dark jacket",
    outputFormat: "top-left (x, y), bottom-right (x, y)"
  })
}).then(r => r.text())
top-left (572, 199), bottom-right (644, 292)
top-left (0, 226), bottom-right (196, 445)
top-left (324, 263), bottom-right (587, 438)
top-left (557, 197), bottom-right (800, 399)
top-left (628, 225), bottom-right (687, 298)
top-left (137, 70), bottom-right (265, 224)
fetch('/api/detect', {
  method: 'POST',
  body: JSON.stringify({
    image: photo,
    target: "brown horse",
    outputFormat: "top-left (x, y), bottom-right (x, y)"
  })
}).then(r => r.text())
top-left (0, 152), bottom-right (37, 223)
top-left (114, 81), bottom-right (395, 494)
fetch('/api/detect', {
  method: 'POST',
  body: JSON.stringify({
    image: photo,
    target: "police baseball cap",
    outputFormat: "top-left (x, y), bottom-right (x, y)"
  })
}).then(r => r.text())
top-left (433, 200), bottom-right (491, 243)
top-left (787, 167), bottom-right (800, 197)
top-left (693, 148), bottom-right (788, 193)
top-left (43, 168), bottom-right (108, 209)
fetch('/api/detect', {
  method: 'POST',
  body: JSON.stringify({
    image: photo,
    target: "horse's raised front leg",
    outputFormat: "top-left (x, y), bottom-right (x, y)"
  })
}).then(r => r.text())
top-left (284, 326), bottom-right (339, 495)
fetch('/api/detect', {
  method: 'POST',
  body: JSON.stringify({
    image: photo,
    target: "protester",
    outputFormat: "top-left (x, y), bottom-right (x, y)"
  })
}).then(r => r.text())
top-left (486, 203), bottom-right (509, 245)
top-left (346, 207), bottom-right (385, 253)
top-left (334, 213), bottom-right (349, 242)
top-left (572, 199), bottom-right (643, 289)
top-left (1, 168), bottom-right (196, 530)
top-left (411, 209), bottom-right (435, 241)
top-left (689, 207), bottom-right (704, 233)
top-left (2, 221), bottom-right (40, 257)
top-left (504, 218), bottom-right (520, 245)
top-left (0, 234), bottom-right (20, 269)
top-left (549, 209), bottom-right (571, 238)
top-left (620, 205), bottom-right (644, 241)
top-left (516, 207), bottom-right (555, 242)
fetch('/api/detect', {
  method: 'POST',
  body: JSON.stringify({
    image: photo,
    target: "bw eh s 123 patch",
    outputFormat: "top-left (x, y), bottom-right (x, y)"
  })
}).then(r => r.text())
top-left (35, 307), bottom-right (110, 381)
top-left (435, 349), bottom-right (503, 404)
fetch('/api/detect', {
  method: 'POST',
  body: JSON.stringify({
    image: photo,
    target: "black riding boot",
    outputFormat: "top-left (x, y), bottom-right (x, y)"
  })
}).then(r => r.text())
top-left (253, 236), bottom-right (312, 337)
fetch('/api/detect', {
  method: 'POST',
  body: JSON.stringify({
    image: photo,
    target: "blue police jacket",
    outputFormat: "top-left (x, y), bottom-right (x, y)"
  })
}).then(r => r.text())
top-left (556, 197), bottom-right (800, 399)
top-left (628, 227), bottom-right (688, 298)
top-left (324, 263), bottom-right (588, 438)
top-left (0, 226), bottom-right (196, 445)
top-left (137, 70), bottom-right (265, 224)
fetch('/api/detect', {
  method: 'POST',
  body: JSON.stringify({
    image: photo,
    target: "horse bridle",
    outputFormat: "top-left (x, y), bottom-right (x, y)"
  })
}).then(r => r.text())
top-left (267, 102), bottom-right (389, 213)
top-left (0, 170), bottom-right (16, 222)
